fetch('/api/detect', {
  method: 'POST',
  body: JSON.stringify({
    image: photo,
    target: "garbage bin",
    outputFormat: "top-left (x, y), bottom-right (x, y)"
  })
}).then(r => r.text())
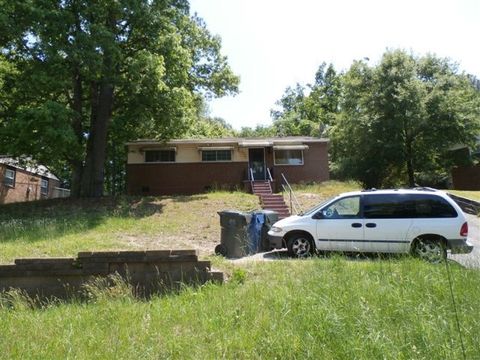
top-left (216, 211), bottom-right (252, 258)
top-left (254, 210), bottom-right (279, 251)
top-left (247, 212), bottom-right (265, 254)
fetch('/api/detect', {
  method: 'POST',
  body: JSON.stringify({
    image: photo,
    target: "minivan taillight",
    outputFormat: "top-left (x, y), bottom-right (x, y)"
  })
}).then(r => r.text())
top-left (460, 222), bottom-right (468, 237)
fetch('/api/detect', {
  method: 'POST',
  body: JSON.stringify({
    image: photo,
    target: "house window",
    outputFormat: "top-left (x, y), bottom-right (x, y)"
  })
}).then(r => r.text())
top-left (274, 150), bottom-right (304, 165)
top-left (202, 150), bottom-right (232, 162)
top-left (145, 150), bottom-right (176, 163)
top-left (4, 168), bottom-right (15, 187)
top-left (41, 178), bottom-right (49, 196)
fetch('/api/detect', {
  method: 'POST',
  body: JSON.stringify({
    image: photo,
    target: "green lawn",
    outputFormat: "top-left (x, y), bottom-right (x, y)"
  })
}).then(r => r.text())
top-left (0, 192), bottom-right (259, 263)
top-left (448, 190), bottom-right (480, 202)
top-left (1, 258), bottom-right (479, 359)
top-left (1, 186), bottom-right (479, 359)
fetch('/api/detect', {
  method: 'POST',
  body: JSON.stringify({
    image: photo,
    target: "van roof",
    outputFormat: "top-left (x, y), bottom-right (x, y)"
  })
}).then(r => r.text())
top-left (340, 188), bottom-right (448, 198)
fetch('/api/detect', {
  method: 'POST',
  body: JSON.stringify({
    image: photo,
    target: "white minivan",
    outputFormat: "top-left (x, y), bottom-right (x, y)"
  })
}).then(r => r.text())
top-left (268, 188), bottom-right (473, 261)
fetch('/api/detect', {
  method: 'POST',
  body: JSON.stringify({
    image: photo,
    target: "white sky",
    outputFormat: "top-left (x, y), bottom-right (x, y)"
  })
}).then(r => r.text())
top-left (189, 0), bottom-right (480, 130)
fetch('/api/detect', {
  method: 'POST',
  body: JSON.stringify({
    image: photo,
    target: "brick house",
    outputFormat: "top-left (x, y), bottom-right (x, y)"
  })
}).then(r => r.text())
top-left (126, 137), bottom-right (329, 195)
top-left (0, 157), bottom-right (68, 204)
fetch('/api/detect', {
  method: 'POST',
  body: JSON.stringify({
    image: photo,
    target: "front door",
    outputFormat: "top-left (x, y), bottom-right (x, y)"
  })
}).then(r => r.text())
top-left (249, 148), bottom-right (265, 180)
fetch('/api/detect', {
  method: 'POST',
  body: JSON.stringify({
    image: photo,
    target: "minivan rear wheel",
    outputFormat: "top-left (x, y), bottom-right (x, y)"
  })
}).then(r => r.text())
top-left (287, 234), bottom-right (313, 258)
top-left (412, 237), bottom-right (446, 263)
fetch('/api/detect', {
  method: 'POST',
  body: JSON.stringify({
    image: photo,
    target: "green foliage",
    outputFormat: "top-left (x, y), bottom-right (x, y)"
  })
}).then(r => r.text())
top-left (271, 51), bottom-right (480, 187)
top-left (331, 50), bottom-right (480, 188)
top-left (0, 0), bottom-right (239, 196)
top-left (185, 116), bottom-right (236, 138)
top-left (238, 124), bottom-right (276, 138)
top-left (271, 63), bottom-right (341, 137)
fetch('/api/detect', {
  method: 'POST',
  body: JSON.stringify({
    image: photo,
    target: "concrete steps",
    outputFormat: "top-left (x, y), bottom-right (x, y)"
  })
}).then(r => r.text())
top-left (251, 181), bottom-right (290, 219)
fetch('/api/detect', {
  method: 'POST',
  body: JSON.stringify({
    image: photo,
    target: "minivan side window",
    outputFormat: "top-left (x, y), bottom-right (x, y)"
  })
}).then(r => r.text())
top-left (363, 194), bottom-right (457, 219)
top-left (318, 196), bottom-right (361, 219)
top-left (414, 194), bottom-right (457, 218)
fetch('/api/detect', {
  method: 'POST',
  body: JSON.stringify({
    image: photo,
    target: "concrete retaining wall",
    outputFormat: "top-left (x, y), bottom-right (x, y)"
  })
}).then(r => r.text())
top-left (0, 250), bottom-right (223, 300)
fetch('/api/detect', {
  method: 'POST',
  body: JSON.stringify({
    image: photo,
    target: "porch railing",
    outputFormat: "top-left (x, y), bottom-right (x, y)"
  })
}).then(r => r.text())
top-left (249, 168), bottom-right (255, 192)
top-left (266, 168), bottom-right (273, 182)
top-left (281, 173), bottom-right (303, 215)
top-left (266, 168), bottom-right (273, 193)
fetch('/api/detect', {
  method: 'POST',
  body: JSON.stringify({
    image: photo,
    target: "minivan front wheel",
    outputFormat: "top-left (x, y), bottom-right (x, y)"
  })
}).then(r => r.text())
top-left (412, 237), bottom-right (447, 263)
top-left (287, 234), bottom-right (313, 258)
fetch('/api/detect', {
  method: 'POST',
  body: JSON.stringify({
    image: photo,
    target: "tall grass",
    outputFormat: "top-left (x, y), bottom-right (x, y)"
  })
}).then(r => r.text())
top-left (0, 257), bottom-right (479, 359)
top-left (0, 192), bottom-right (259, 263)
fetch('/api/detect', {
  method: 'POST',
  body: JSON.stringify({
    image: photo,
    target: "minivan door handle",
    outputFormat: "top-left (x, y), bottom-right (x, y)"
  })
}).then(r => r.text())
top-left (366, 223), bottom-right (377, 228)
top-left (351, 223), bottom-right (362, 228)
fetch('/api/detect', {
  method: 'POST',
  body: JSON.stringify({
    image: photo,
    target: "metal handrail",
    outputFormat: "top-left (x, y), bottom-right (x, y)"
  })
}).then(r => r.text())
top-left (266, 168), bottom-right (273, 182)
top-left (281, 173), bottom-right (303, 215)
top-left (266, 168), bottom-right (273, 193)
top-left (249, 168), bottom-right (255, 193)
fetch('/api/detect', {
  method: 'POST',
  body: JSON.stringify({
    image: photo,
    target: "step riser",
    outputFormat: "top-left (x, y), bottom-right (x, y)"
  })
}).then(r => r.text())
top-left (264, 208), bottom-right (289, 212)
top-left (252, 184), bottom-right (290, 216)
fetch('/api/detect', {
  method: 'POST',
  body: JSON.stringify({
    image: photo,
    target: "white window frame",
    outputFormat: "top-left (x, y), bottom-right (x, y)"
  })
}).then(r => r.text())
top-left (144, 149), bottom-right (176, 163)
top-left (201, 149), bottom-right (232, 162)
top-left (41, 178), bottom-right (49, 196)
top-left (273, 149), bottom-right (304, 166)
top-left (4, 168), bottom-right (15, 187)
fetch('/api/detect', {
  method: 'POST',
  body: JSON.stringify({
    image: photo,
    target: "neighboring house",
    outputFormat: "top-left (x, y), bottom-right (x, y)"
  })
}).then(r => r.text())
top-left (451, 136), bottom-right (480, 190)
top-left (0, 157), bottom-right (69, 204)
top-left (126, 137), bottom-right (329, 195)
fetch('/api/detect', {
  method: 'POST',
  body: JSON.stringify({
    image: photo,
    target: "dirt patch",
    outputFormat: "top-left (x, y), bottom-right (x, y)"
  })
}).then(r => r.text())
top-left (118, 233), bottom-right (218, 257)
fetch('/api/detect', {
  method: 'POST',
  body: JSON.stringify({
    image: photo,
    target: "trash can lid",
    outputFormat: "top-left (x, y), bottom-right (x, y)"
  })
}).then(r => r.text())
top-left (218, 210), bottom-right (249, 217)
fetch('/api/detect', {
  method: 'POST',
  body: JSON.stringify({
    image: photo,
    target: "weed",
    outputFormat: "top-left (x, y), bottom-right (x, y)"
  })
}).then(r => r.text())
top-left (230, 267), bottom-right (247, 284)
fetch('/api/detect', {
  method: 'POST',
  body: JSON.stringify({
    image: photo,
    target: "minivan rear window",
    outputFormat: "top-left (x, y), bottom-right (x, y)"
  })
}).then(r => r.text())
top-left (363, 194), bottom-right (457, 219)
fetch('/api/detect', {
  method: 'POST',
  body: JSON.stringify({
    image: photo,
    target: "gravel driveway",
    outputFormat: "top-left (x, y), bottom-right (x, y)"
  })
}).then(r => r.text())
top-left (449, 214), bottom-right (480, 268)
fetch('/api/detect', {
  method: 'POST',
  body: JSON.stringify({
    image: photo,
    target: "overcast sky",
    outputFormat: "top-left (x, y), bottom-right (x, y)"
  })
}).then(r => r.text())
top-left (189, 0), bottom-right (480, 130)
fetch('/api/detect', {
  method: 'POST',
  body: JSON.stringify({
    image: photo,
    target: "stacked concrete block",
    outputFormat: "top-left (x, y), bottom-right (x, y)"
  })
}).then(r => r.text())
top-left (0, 250), bottom-right (223, 300)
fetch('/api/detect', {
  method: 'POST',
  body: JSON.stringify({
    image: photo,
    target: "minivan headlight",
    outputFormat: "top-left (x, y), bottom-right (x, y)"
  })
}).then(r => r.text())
top-left (270, 226), bottom-right (283, 233)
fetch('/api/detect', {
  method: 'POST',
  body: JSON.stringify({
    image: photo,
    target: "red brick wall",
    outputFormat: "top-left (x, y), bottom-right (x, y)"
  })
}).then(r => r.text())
top-left (452, 165), bottom-right (480, 190)
top-left (0, 165), bottom-right (60, 204)
top-left (127, 142), bottom-right (330, 196)
top-left (127, 162), bottom-right (250, 195)
top-left (271, 142), bottom-right (329, 191)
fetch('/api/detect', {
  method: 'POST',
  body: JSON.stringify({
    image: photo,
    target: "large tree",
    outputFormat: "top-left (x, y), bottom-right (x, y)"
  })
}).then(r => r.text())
top-left (332, 50), bottom-right (480, 188)
top-left (0, 0), bottom-right (238, 197)
top-left (271, 63), bottom-right (341, 137)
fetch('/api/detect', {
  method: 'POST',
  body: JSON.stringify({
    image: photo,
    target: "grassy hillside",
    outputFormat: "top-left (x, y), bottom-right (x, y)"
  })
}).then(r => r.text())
top-left (1, 258), bottom-right (479, 359)
top-left (1, 183), bottom-right (479, 358)
top-left (0, 181), bottom-right (360, 264)
top-left (448, 190), bottom-right (480, 202)
top-left (0, 192), bottom-right (258, 263)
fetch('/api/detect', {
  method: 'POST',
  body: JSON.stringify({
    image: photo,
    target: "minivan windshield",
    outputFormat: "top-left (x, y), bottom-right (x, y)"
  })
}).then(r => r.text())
top-left (302, 197), bottom-right (335, 216)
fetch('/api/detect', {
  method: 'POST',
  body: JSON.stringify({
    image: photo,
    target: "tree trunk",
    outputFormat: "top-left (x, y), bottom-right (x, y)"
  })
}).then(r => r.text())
top-left (406, 157), bottom-right (415, 187)
top-left (70, 160), bottom-right (83, 198)
top-left (405, 138), bottom-right (415, 187)
top-left (70, 69), bottom-right (84, 198)
top-left (79, 8), bottom-right (116, 198)
top-left (81, 81), bottom-right (114, 197)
